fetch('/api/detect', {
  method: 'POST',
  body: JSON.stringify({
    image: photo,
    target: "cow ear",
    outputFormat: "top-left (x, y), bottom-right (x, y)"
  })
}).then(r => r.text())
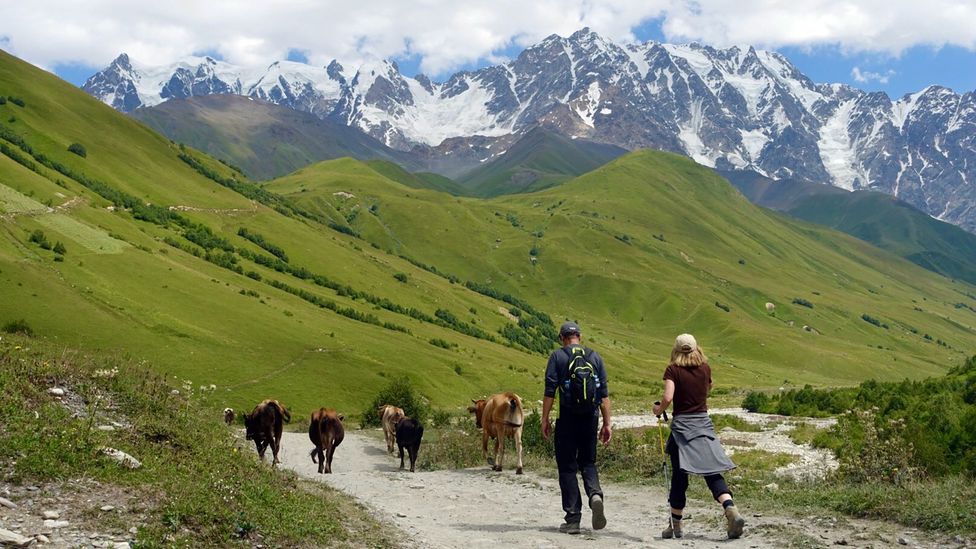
top-left (338, 414), bottom-right (345, 421)
top-left (471, 399), bottom-right (478, 404)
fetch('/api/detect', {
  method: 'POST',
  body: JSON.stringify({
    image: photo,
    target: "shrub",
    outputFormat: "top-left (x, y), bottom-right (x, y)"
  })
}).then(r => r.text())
top-left (67, 143), bottom-right (87, 158)
top-left (714, 301), bottom-right (731, 312)
top-left (28, 229), bottom-right (50, 250)
top-left (7, 96), bottom-right (25, 107)
top-left (792, 298), bottom-right (814, 308)
top-left (52, 241), bottom-right (67, 255)
top-left (2, 319), bottom-right (33, 336)
top-left (430, 409), bottom-right (453, 428)
top-left (393, 272), bottom-right (408, 283)
top-left (360, 377), bottom-right (429, 428)
top-left (836, 409), bottom-right (921, 485)
top-left (861, 313), bottom-right (888, 329)
top-left (0, 96), bottom-right (6, 105)
top-left (741, 391), bottom-right (770, 412)
top-left (429, 338), bottom-right (455, 350)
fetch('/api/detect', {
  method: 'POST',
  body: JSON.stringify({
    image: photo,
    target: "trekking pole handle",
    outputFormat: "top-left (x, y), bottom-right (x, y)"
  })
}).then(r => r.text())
top-left (653, 401), bottom-right (669, 422)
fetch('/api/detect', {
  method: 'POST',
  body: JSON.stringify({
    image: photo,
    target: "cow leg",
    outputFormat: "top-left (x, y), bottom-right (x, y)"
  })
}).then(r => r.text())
top-left (386, 429), bottom-right (394, 454)
top-left (271, 434), bottom-right (281, 466)
top-left (483, 430), bottom-right (493, 466)
top-left (256, 440), bottom-right (267, 462)
top-left (493, 436), bottom-right (504, 472)
top-left (398, 444), bottom-right (406, 470)
top-left (408, 443), bottom-right (419, 472)
top-left (515, 427), bottom-right (524, 475)
top-left (326, 442), bottom-right (337, 474)
top-left (317, 446), bottom-right (325, 474)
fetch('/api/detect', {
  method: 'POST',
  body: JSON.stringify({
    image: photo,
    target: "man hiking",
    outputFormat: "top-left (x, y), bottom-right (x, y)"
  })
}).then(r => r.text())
top-left (542, 321), bottom-right (612, 535)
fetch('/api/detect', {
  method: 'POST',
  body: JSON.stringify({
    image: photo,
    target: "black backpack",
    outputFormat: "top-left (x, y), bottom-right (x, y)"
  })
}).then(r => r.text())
top-left (559, 346), bottom-right (600, 413)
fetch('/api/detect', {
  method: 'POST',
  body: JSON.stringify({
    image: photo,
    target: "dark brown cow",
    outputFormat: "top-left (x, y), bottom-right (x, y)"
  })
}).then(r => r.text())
top-left (308, 408), bottom-right (345, 474)
top-left (378, 404), bottom-right (405, 454)
top-left (244, 399), bottom-right (290, 465)
top-left (395, 417), bottom-right (424, 472)
top-left (223, 407), bottom-right (235, 425)
top-left (468, 392), bottom-right (524, 474)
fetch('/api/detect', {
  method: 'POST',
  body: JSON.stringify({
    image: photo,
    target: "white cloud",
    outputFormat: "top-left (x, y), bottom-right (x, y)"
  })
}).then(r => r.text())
top-left (2, 1), bottom-right (975, 76)
top-left (851, 67), bottom-right (895, 84)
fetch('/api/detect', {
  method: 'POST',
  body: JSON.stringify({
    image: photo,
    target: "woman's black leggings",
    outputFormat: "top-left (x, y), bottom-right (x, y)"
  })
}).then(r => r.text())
top-left (667, 441), bottom-right (732, 510)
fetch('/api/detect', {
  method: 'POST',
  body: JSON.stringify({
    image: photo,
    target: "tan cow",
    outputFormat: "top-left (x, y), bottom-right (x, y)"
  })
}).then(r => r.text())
top-left (468, 392), bottom-right (524, 474)
top-left (378, 404), bottom-right (405, 454)
top-left (244, 399), bottom-right (291, 465)
top-left (308, 408), bottom-right (345, 474)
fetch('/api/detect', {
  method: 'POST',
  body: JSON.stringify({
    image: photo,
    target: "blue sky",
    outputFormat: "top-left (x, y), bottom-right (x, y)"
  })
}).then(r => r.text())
top-left (2, 2), bottom-right (971, 98)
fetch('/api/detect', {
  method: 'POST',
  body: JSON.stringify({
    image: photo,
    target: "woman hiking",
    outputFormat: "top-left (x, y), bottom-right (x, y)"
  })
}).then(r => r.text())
top-left (652, 333), bottom-right (745, 540)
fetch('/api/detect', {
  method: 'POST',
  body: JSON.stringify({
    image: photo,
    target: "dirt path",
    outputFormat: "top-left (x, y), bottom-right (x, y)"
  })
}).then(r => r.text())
top-left (277, 431), bottom-right (946, 549)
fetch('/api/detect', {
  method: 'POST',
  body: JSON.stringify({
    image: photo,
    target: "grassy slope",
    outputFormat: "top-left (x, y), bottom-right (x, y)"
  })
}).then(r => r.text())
top-left (457, 127), bottom-right (626, 197)
top-left (131, 94), bottom-right (423, 179)
top-left (723, 169), bottom-right (976, 286)
top-left (0, 334), bottom-right (398, 546)
top-left (364, 159), bottom-right (468, 195)
top-left (0, 49), bottom-right (557, 419)
top-left (269, 153), bottom-right (976, 392)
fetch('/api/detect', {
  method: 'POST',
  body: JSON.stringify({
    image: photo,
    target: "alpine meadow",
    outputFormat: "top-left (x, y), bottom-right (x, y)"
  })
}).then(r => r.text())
top-left (1, 15), bottom-right (976, 547)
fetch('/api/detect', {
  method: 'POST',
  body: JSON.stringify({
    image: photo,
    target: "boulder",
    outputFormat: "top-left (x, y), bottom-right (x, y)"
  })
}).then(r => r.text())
top-left (0, 528), bottom-right (34, 547)
top-left (99, 448), bottom-right (142, 469)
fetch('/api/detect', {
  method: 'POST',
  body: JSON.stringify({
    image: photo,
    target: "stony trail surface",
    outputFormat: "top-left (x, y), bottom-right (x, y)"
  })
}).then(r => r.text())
top-left (277, 431), bottom-right (953, 549)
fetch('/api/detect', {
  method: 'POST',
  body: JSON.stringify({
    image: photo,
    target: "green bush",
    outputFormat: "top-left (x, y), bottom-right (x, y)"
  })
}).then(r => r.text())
top-left (2, 319), bottom-right (33, 336)
top-left (741, 391), bottom-right (770, 412)
top-left (393, 272), bottom-right (408, 283)
top-left (7, 96), bottom-right (25, 107)
top-left (861, 313), bottom-right (889, 329)
top-left (52, 241), bottom-right (67, 255)
top-left (714, 301), bottom-right (731, 312)
top-left (0, 96), bottom-right (6, 105)
top-left (360, 377), bottom-right (429, 428)
top-left (430, 409), bottom-right (453, 428)
top-left (67, 143), bottom-right (87, 158)
top-left (429, 338), bottom-right (455, 350)
top-left (792, 297), bottom-right (814, 308)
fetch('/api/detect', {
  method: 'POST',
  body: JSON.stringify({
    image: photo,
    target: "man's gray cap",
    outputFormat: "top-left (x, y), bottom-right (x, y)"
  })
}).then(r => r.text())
top-left (559, 321), bottom-right (581, 337)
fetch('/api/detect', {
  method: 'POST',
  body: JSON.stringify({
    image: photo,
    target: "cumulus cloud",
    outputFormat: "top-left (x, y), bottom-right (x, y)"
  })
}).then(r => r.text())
top-left (2, 1), bottom-right (975, 75)
top-left (851, 67), bottom-right (896, 84)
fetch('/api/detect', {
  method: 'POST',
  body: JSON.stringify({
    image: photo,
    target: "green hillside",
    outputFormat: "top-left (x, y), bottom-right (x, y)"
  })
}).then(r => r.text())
top-left (457, 127), bottom-right (626, 197)
top-left (2, 47), bottom-right (976, 424)
top-left (723, 170), bottom-right (976, 285)
top-left (268, 154), bottom-right (976, 390)
top-left (131, 94), bottom-right (423, 179)
top-left (364, 159), bottom-right (468, 195)
top-left (0, 49), bottom-right (559, 418)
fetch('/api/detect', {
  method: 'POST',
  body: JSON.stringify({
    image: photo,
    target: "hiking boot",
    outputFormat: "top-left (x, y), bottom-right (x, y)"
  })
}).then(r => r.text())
top-left (590, 494), bottom-right (607, 530)
top-left (662, 519), bottom-right (683, 539)
top-left (725, 505), bottom-right (745, 539)
top-left (558, 521), bottom-right (581, 535)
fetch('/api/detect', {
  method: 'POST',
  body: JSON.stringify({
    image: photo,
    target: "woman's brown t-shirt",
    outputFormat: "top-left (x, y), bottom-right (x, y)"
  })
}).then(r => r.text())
top-left (663, 362), bottom-right (712, 415)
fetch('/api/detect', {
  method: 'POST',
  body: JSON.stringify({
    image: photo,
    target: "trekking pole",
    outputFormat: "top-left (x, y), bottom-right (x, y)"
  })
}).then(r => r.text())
top-left (654, 402), bottom-right (672, 532)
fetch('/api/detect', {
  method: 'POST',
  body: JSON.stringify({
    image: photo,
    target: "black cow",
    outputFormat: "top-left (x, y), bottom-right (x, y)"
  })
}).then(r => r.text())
top-left (395, 417), bottom-right (424, 472)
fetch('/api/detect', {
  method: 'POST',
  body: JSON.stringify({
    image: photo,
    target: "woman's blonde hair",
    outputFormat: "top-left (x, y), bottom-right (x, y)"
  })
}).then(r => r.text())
top-left (670, 344), bottom-right (707, 367)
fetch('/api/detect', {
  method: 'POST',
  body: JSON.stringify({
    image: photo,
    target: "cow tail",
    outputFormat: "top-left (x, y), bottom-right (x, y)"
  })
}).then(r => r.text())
top-left (309, 448), bottom-right (318, 463)
top-left (276, 401), bottom-right (291, 423)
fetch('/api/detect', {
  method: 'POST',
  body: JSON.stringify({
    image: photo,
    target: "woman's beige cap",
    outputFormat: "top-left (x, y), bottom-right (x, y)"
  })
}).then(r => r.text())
top-left (675, 333), bottom-right (697, 353)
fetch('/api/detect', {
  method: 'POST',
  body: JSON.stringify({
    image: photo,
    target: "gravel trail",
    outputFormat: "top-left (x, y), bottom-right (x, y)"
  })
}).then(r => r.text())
top-left (276, 430), bottom-right (952, 549)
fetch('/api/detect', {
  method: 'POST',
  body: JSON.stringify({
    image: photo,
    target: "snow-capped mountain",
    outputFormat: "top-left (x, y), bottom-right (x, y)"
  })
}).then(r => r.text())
top-left (83, 29), bottom-right (976, 231)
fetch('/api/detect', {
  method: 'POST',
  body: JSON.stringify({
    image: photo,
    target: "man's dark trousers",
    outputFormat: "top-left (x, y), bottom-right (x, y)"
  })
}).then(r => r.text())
top-left (555, 413), bottom-right (603, 524)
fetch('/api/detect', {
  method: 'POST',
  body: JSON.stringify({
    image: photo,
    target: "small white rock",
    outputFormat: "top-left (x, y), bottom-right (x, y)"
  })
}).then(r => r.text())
top-left (97, 425), bottom-right (116, 432)
top-left (396, 512), bottom-right (407, 518)
top-left (99, 448), bottom-right (142, 469)
top-left (0, 496), bottom-right (17, 509)
top-left (41, 510), bottom-right (60, 519)
top-left (36, 534), bottom-right (50, 543)
top-left (100, 505), bottom-right (115, 512)
top-left (47, 388), bottom-right (65, 397)
top-left (128, 527), bottom-right (138, 535)
top-left (42, 519), bottom-right (69, 529)
top-left (0, 528), bottom-right (34, 547)
top-left (111, 543), bottom-right (131, 549)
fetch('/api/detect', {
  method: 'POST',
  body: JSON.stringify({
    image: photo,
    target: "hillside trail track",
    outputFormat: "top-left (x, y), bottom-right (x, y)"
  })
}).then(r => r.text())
top-left (277, 431), bottom-right (947, 549)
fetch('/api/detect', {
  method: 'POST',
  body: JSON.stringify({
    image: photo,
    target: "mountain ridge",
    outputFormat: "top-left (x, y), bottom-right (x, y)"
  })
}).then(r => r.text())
top-left (80, 29), bottom-right (976, 232)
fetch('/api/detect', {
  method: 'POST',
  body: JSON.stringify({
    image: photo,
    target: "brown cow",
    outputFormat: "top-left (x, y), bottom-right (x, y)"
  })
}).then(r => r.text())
top-left (223, 408), bottom-right (235, 425)
top-left (308, 408), bottom-right (345, 474)
top-left (244, 399), bottom-right (291, 465)
top-left (468, 392), bottom-right (524, 474)
top-left (378, 404), bottom-right (405, 454)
